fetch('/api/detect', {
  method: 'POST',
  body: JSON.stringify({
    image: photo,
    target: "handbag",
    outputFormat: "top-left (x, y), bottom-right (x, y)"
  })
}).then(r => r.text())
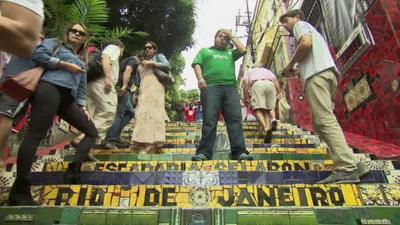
top-left (0, 41), bottom-right (61, 102)
top-left (0, 67), bottom-right (45, 102)
top-left (154, 67), bottom-right (174, 90)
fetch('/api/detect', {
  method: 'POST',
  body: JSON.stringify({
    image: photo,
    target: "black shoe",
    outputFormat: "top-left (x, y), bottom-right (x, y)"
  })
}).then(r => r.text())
top-left (264, 129), bottom-right (273, 143)
top-left (64, 162), bottom-right (81, 184)
top-left (238, 153), bottom-right (254, 161)
top-left (8, 178), bottom-right (36, 206)
top-left (271, 120), bottom-right (278, 131)
top-left (191, 153), bottom-right (208, 161)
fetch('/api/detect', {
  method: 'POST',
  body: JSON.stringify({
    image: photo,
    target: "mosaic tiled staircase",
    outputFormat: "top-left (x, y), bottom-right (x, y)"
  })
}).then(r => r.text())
top-left (0, 122), bottom-right (400, 224)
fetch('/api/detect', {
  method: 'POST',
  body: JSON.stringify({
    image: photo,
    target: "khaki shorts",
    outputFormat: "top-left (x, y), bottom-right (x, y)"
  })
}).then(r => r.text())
top-left (250, 80), bottom-right (277, 110)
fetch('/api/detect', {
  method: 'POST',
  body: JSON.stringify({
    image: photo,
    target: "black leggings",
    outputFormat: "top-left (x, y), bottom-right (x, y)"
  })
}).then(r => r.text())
top-left (17, 81), bottom-right (98, 179)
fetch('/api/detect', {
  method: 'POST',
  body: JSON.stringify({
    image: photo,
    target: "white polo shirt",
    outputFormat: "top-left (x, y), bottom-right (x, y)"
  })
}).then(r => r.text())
top-left (0, 0), bottom-right (44, 18)
top-left (102, 44), bottom-right (121, 84)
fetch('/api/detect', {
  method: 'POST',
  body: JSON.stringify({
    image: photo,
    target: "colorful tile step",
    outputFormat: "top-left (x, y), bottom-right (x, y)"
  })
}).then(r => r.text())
top-left (20, 170), bottom-right (388, 186)
top-left (58, 153), bottom-right (333, 162)
top-left (88, 147), bottom-right (328, 155)
top-left (161, 143), bottom-right (322, 148)
top-left (162, 138), bottom-right (316, 145)
top-left (0, 206), bottom-right (397, 225)
top-left (164, 133), bottom-right (316, 139)
top-left (0, 207), bottom-right (177, 225)
top-left (17, 152), bottom-right (373, 164)
top-left (0, 207), bottom-right (398, 225)
top-left (16, 159), bottom-right (400, 173)
top-left (219, 207), bottom-right (400, 225)
top-left (1, 184), bottom-right (399, 207)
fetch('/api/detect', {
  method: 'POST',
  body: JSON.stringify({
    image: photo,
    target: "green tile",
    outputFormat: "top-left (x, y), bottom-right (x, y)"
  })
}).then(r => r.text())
top-left (315, 208), bottom-right (356, 225)
top-left (60, 207), bottom-right (81, 224)
top-left (253, 154), bottom-right (271, 160)
top-left (0, 207), bottom-right (37, 225)
top-left (270, 154), bottom-right (284, 160)
top-left (35, 207), bottom-right (64, 225)
top-left (129, 210), bottom-right (158, 225)
top-left (237, 210), bottom-right (290, 225)
top-left (352, 207), bottom-right (400, 225)
top-left (158, 208), bottom-right (176, 224)
top-left (153, 154), bottom-right (174, 161)
top-left (106, 210), bottom-right (132, 225)
top-left (137, 154), bottom-right (152, 161)
top-left (221, 208), bottom-right (238, 224)
top-left (289, 212), bottom-right (318, 225)
top-left (173, 154), bottom-right (192, 161)
top-left (79, 209), bottom-right (107, 225)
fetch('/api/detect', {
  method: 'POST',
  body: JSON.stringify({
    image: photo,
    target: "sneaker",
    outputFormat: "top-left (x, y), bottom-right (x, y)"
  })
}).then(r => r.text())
top-left (356, 162), bottom-right (370, 178)
top-left (115, 137), bottom-right (130, 144)
top-left (104, 142), bottom-right (118, 149)
top-left (191, 153), bottom-right (209, 161)
top-left (239, 153), bottom-right (254, 161)
top-left (318, 170), bottom-right (360, 184)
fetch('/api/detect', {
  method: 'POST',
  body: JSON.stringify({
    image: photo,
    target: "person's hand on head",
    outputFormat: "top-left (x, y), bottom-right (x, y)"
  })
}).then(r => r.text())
top-left (220, 29), bottom-right (233, 40)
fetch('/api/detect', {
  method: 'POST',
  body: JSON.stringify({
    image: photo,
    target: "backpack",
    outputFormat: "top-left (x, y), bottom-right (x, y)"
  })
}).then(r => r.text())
top-left (87, 49), bottom-right (104, 83)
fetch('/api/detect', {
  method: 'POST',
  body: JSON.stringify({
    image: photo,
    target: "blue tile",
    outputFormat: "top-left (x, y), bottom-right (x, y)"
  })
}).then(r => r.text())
top-left (219, 171), bottom-right (238, 185)
top-left (263, 172), bottom-right (284, 184)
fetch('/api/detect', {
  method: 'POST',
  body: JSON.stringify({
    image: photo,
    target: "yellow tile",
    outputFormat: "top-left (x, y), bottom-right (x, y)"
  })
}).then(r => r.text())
top-left (136, 186), bottom-right (146, 207)
top-left (129, 186), bottom-right (139, 207)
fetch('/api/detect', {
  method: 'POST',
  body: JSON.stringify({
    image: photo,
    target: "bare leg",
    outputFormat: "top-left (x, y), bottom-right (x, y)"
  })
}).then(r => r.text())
top-left (0, 115), bottom-right (13, 152)
top-left (254, 109), bottom-right (268, 132)
top-left (264, 109), bottom-right (277, 130)
top-left (0, 115), bottom-right (13, 170)
top-left (0, 2), bottom-right (43, 58)
top-left (263, 110), bottom-right (272, 129)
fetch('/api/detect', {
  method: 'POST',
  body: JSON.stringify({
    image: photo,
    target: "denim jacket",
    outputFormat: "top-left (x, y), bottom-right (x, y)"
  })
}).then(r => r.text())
top-left (31, 38), bottom-right (87, 107)
top-left (133, 53), bottom-right (171, 87)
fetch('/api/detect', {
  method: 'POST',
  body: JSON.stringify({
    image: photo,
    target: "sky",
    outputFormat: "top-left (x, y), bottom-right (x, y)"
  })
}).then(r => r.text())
top-left (180, 0), bottom-right (257, 90)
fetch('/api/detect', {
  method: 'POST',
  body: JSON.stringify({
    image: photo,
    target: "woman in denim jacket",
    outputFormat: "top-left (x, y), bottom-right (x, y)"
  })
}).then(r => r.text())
top-left (8, 23), bottom-right (98, 206)
top-left (132, 41), bottom-right (171, 153)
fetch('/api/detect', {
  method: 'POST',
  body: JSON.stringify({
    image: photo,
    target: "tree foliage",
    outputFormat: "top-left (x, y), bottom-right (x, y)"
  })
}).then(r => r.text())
top-left (106, 0), bottom-right (196, 57)
top-left (43, 0), bottom-right (197, 119)
top-left (43, 0), bottom-right (109, 41)
top-left (105, 0), bottom-right (197, 120)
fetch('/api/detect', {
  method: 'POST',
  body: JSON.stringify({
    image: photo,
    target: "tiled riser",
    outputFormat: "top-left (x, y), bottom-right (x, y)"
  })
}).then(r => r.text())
top-left (0, 184), bottom-right (398, 208)
top-left (0, 207), bottom-right (399, 225)
top-left (24, 170), bottom-right (387, 186)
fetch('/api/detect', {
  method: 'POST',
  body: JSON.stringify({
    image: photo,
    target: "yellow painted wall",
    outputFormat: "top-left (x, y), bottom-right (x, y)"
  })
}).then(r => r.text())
top-left (239, 0), bottom-right (285, 92)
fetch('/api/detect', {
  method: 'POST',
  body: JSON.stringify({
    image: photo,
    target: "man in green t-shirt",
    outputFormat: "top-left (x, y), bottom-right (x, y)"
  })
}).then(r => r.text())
top-left (191, 28), bottom-right (253, 161)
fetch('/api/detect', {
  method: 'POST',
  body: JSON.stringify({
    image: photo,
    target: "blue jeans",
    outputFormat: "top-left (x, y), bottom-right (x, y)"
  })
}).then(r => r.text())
top-left (105, 91), bottom-right (134, 142)
top-left (196, 85), bottom-right (248, 159)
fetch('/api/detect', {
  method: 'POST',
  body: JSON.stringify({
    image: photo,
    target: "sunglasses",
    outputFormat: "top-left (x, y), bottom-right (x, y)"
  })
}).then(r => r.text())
top-left (69, 28), bottom-right (86, 37)
top-left (144, 46), bottom-right (154, 50)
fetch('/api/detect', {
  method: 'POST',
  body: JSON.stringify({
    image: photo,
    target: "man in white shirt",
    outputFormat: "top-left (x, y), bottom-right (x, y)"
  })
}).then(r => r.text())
top-left (87, 40), bottom-right (124, 144)
top-left (0, 0), bottom-right (44, 58)
top-left (280, 9), bottom-right (369, 183)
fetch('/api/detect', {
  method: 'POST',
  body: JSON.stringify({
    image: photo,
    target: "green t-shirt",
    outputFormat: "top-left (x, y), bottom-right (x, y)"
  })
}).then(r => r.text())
top-left (192, 47), bottom-right (243, 87)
